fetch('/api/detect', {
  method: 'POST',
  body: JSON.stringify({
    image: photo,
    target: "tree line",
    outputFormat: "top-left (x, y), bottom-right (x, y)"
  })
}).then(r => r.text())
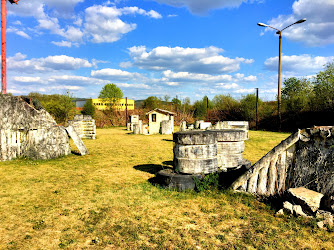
top-left (23, 61), bottom-right (334, 131)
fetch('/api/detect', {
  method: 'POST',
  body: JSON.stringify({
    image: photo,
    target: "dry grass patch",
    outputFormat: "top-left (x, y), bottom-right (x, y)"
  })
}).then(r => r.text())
top-left (0, 128), bottom-right (333, 249)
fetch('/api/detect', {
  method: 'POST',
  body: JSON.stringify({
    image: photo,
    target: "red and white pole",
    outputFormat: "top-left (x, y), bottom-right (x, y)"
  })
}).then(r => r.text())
top-left (1, 0), bottom-right (7, 94)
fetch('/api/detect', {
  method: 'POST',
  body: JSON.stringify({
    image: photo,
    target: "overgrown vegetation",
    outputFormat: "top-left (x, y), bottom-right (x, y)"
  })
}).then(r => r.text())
top-left (28, 91), bottom-right (75, 124)
top-left (0, 128), bottom-right (332, 249)
top-left (81, 99), bottom-right (95, 117)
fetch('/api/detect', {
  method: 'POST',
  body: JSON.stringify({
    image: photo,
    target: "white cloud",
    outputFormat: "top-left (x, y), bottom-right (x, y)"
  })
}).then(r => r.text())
top-left (8, 3), bottom-right (162, 45)
top-left (117, 83), bottom-right (151, 89)
top-left (264, 0), bottom-right (334, 46)
top-left (216, 83), bottom-right (239, 89)
top-left (13, 76), bottom-right (42, 83)
top-left (48, 75), bottom-right (109, 85)
top-left (7, 53), bottom-right (92, 73)
top-left (121, 7), bottom-right (162, 19)
top-left (8, 0), bottom-right (84, 18)
top-left (162, 70), bottom-right (233, 82)
top-left (244, 75), bottom-right (257, 82)
top-left (84, 5), bottom-right (137, 43)
top-left (83, 5), bottom-right (162, 44)
top-left (52, 40), bottom-right (77, 48)
top-left (91, 68), bottom-right (147, 82)
top-left (16, 31), bottom-right (31, 39)
top-left (7, 27), bottom-right (31, 39)
top-left (150, 0), bottom-right (255, 14)
top-left (234, 88), bottom-right (256, 94)
top-left (264, 54), bottom-right (334, 73)
top-left (126, 46), bottom-right (254, 74)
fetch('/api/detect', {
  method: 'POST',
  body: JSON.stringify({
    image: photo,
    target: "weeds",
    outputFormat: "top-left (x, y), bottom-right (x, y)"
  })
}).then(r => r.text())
top-left (193, 172), bottom-right (220, 192)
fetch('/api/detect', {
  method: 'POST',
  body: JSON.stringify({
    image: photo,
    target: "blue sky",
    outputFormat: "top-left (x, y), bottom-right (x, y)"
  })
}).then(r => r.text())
top-left (4, 0), bottom-right (334, 102)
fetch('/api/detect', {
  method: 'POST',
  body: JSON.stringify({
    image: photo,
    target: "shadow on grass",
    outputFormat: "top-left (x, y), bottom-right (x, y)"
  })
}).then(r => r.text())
top-left (134, 164), bottom-right (171, 174)
top-left (162, 139), bottom-right (173, 142)
top-left (71, 150), bottom-right (81, 156)
top-left (162, 161), bottom-right (173, 167)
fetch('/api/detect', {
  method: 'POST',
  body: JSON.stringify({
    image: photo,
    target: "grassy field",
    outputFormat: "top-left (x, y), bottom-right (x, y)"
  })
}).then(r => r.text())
top-left (0, 128), bottom-right (333, 249)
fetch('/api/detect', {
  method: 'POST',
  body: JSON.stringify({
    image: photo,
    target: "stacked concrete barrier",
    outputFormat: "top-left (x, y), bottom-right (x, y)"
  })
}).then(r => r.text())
top-left (68, 115), bottom-right (96, 139)
top-left (160, 120), bottom-right (173, 135)
top-left (210, 129), bottom-right (249, 171)
top-left (173, 130), bottom-right (218, 174)
top-left (221, 121), bottom-right (249, 131)
top-left (127, 115), bottom-right (139, 131)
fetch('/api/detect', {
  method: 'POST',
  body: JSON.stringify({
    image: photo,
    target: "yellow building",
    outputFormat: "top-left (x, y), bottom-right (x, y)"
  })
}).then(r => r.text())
top-left (92, 98), bottom-right (135, 111)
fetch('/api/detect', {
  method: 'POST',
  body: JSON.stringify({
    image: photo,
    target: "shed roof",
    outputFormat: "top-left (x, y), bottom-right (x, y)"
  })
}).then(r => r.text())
top-left (146, 108), bottom-right (176, 116)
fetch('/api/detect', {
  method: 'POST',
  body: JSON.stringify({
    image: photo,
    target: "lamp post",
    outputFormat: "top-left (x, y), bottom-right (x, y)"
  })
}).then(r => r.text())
top-left (257, 18), bottom-right (306, 130)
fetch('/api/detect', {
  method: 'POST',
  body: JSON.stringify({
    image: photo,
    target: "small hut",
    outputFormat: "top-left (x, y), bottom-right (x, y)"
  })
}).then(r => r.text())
top-left (146, 108), bottom-right (176, 134)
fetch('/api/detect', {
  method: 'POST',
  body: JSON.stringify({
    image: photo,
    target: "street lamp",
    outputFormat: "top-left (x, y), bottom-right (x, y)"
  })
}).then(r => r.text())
top-left (257, 18), bottom-right (306, 130)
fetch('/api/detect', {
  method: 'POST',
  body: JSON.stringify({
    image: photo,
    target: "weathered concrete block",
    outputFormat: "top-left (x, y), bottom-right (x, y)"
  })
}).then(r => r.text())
top-left (221, 121), bottom-right (249, 131)
top-left (174, 144), bottom-right (217, 159)
top-left (218, 153), bottom-right (244, 170)
top-left (156, 169), bottom-right (203, 191)
top-left (133, 123), bottom-right (141, 135)
top-left (174, 157), bottom-right (218, 174)
top-left (287, 187), bottom-right (324, 214)
top-left (194, 120), bottom-right (204, 129)
top-left (209, 129), bottom-right (248, 142)
top-left (217, 141), bottom-right (245, 154)
top-left (65, 126), bottom-right (89, 156)
top-left (199, 122), bottom-right (212, 130)
top-left (180, 121), bottom-right (187, 132)
top-left (0, 95), bottom-right (73, 161)
top-left (173, 131), bottom-right (216, 145)
top-left (160, 120), bottom-right (173, 135)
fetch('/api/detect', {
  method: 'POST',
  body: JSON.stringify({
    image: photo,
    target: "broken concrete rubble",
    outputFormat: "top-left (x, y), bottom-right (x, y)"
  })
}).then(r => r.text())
top-left (287, 187), bottom-right (324, 214)
top-left (276, 187), bottom-right (333, 230)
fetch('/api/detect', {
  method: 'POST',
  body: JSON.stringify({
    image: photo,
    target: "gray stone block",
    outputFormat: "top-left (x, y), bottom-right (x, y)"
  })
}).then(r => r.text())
top-left (174, 157), bottom-right (218, 174)
top-left (209, 129), bottom-right (248, 142)
top-left (173, 131), bottom-right (217, 145)
top-left (174, 144), bottom-right (217, 159)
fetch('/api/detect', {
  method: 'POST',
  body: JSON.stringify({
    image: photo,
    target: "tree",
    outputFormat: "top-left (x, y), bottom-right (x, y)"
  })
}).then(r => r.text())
top-left (212, 94), bottom-right (239, 111)
top-left (181, 97), bottom-right (191, 113)
top-left (98, 84), bottom-right (123, 109)
top-left (312, 62), bottom-right (334, 112)
top-left (143, 96), bottom-right (161, 110)
top-left (28, 91), bottom-right (75, 124)
top-left (281, 77), bottom-right (313, 113)
top-left (193, 96), bottom-right (211, 119)
top-left (164, 95), bottom-right (170, 102)
top-left (240, 94), bottom-right (262, 121)
top-left (81, 99), bottom-right (95, 117)
top-left (171, 97), bottom-right (181, 111)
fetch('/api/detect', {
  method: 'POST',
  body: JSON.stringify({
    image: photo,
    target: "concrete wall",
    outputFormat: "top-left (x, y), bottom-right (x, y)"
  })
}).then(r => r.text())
top-left (231, 127), bottom-right (334, 197)
top-left (0, 95), bottom-right (71, 161)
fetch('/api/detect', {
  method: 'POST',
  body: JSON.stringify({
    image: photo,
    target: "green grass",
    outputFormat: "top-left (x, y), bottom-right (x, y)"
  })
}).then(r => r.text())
top-left (0, 128), bottom-right (333, 249)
